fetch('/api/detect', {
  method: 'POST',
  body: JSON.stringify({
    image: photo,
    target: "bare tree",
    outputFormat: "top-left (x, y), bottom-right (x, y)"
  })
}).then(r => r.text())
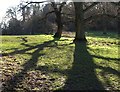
top-left (20, 0), bottom-right (66, 38)
top-left (50, 1), bottom-right (66, 38)
top-left (6, 7), bottom-right (18, 20)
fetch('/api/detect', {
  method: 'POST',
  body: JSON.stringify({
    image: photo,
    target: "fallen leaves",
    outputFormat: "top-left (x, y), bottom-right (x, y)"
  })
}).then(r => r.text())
top-left (87, 37), bottom-right (119, 47)
top-left (0, 56), bottom-right (57, 91)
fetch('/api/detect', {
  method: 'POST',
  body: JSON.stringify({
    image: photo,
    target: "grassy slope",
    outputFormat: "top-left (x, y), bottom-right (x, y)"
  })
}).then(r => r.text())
top-left (0, 31), bottom-right (119, 91)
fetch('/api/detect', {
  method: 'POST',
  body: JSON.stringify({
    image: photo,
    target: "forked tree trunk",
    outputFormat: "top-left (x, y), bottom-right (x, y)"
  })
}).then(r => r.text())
top-left (74, 2), bottom-right (87, 42)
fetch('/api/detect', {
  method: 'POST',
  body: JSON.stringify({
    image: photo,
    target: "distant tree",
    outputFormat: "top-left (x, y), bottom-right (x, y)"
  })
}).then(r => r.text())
top-left (1, 7), bottom-right (23, 35)
top-left (3, 1), bottom-right (118, 37)
top-left (19, 1), bottom-right (46, 34)
top-left (0, 23), bottom-right (2, 34)
top-left (7, 18), bottom-right (22, 35)
top-left (111, 2), bottom-right (120, 32)
top-left (21, 0), bottom-right (66, 37)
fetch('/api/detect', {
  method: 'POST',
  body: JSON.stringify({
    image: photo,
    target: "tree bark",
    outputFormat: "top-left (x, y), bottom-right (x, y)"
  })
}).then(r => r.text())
top-left (22, 8), bottom-right (25, 22)
top-left (53, 11), bottom-right (63, 38)
top-left (117, 5), bottom-right (120, 33)
top-left (74, 2), bottom-right (87, 42)
top-left (52, 2), bottom-right (66, 39)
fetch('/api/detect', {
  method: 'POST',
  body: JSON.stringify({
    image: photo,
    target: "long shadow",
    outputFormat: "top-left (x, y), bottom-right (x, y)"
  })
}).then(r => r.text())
top-left (2, 37), bottom-right (119, 91)
top-left (63, 42), bottom-right (105, 90)
top-left (88, 47), bottom-right (120, 61)
top-left (2, 38), bottom-right (69, 56)
top-left (92, 55), bottom-right (120, 61)
top-left (3, 39), bottom-right (57, 91)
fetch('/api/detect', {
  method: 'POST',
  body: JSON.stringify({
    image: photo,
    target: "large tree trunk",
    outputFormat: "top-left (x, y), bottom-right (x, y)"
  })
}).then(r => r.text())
top-left (74, 2), bottom-right (87, 42)
top-left (53, 11), bottom-right (63, 38)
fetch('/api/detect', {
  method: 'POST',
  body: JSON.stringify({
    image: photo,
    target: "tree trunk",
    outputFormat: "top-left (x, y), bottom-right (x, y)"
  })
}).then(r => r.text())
top-left (74, 2), bottom-right (87, 42)
top-left (22, 8), bottom-right (25, 22)
top-left (117, 6), bottom-right (120, 33)
top-left (53, 11), bottom-right (63, 38)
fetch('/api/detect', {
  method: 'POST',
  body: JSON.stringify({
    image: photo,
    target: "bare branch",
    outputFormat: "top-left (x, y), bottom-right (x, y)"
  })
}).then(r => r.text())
top-left (63, 20), bottom-right (74, 24)
top-left (111, 2), bottom-right (120, 6)
top-left (40, 11), bottom-right (55, 21)
top-left (21, 1), bottom-right (48, 9)
top-left (84, 14), bottom-right (118, 23)
top-left (83, 2), bottom-right (99, 12)
top-left (44, 11), bottom-right (55, 18)
top-left (61, 13), bottom-right (74, 16)
top-left (59, 2), bottom-right (66, 12)
top-left (51, 2), bottom-right (57, 10)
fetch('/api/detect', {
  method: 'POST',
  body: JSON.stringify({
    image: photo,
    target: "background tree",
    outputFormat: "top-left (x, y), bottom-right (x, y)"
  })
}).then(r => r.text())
top-left (50, 1), bottom-right (66, 38)
top-left (1, 1), bottom-right (119, 37)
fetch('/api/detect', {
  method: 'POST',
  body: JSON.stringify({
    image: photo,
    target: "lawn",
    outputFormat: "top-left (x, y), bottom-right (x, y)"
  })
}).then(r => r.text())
top-left (0, 31), bottom-right (119, 91)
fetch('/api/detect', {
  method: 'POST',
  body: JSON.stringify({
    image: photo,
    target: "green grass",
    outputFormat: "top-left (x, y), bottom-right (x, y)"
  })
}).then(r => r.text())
top-left (0, 31), bottom-right (119, 91)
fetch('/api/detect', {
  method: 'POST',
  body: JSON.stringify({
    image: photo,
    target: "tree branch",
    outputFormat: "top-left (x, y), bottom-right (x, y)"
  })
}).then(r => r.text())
top-left (59, 2), bottom-right (66, 12)
top-left (40, 11), bottom-right (55, 21)
top-left (63, 20), bottom-right (74, 24)
top-left (83, 2), bottom-right (99, 12)
top-left (51, 2), bottom-right (58, 11)
top-left (84, 14), bottom-right (118, 23)
top-left (61, 13), bottom-right (74, 16)
top-left (21, 1), bottom-right (48, 9)
top-left (110, 2), bottom-right (120, 6)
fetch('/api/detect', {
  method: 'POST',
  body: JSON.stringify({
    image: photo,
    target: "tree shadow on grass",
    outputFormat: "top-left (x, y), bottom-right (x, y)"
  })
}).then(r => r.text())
top-left (2, 37), bottom-right (119, 91)
top-left (2, 37), bottom-right (72, 91)
top-left (2, 38), bottom-right (58, 91)
top-left (63, 42), bottom-right (105, 90)
top-left (2, 37), bottom-right (69, 57)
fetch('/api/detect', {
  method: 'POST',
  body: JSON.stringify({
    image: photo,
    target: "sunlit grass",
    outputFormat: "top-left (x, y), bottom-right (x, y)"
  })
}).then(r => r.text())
top-left (0, 31), bottom-right (119, 91)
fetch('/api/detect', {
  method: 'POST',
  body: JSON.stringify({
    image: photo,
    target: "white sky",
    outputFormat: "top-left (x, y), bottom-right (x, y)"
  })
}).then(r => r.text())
top-left (0, 0), bottom-right (21, 22)
top-left (0, 0), bottom-right (44, 22)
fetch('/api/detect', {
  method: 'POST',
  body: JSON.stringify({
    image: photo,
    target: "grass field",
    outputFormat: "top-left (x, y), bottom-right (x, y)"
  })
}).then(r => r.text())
top-left (0, 31), bottom-right (120, 91)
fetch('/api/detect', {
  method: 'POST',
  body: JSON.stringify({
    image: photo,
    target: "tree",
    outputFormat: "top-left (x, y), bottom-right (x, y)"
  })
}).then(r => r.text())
top-left (7, 18), bottom-right (22, 35)
top-left (118, 4), bottom-right (120, 32)
top-left (6, 7), bottom-right (18, 19)
top-left (19, 1), bottom-right (47, 34)
top-left (21, 0), bottom-right (66, 38)
top-left (111, 2), bottom-right (120, 32)
top-left (73, 2), bottom-right (86, 42)
top-left (73, 2), bottom-right (118, 42)
top-left (0, 22), bottom-right (2, 34)
top-left (73, 2), bottom-right (98, 42)
top-left (51, 1), bottom-right (66, 38)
